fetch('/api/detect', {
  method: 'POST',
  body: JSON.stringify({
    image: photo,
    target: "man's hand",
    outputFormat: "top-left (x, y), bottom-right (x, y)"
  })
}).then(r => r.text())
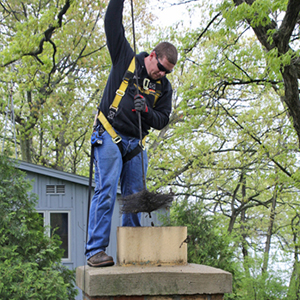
top-left (134, 94), bottom-right (147, 113)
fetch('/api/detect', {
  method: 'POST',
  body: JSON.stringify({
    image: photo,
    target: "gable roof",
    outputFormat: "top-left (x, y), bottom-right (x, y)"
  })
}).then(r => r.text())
top-left (16, 160), bottom-right (94, 187)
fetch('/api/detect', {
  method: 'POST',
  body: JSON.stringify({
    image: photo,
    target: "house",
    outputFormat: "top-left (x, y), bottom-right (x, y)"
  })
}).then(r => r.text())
top-left (17, 160), bottom-right (166, 300)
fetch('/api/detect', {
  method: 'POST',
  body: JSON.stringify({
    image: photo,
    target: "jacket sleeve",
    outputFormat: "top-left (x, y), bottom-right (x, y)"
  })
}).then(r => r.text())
top-left (104, 0), bottom-right (133, 65)
top-left (142, 88), bottom-right (173, 130)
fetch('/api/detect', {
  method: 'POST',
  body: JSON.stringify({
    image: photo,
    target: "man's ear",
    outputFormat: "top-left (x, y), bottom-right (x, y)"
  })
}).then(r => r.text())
top-left (149, 51), bottom-right (155, 59)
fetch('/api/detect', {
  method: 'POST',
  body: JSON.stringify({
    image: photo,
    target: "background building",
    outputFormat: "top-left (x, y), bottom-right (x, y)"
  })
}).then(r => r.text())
top-left (17, 160), bottom-right (166, 300)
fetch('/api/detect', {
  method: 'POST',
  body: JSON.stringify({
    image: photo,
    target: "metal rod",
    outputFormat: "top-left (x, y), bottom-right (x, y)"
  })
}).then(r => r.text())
top-left (131, 0), bottom-right (146, 189)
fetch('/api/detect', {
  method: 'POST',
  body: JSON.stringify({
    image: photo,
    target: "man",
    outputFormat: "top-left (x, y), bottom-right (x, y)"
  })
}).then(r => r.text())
top-left (85, 0), bottom-right (178, 267)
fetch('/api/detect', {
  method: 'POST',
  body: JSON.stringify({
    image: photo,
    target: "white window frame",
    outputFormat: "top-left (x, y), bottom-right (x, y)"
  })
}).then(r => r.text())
top-left (37, 210), bottom-right (71, 261)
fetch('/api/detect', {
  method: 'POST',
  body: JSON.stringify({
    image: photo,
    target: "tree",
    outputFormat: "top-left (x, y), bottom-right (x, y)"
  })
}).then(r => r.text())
top-left (0, 0), bottom-right (110, 171)
top-left (0, 154), bottom-right (77, 299)
top-left (0, 0), bottom-right (157, 174)
top-left (145, 1), bottom-right (300, 298)
top-left (230, 0), bottom-right (300, 146)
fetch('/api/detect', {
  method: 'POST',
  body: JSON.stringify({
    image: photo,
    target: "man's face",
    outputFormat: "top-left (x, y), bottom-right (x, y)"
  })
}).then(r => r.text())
top-left (147, 51), bottom-right (175, 80)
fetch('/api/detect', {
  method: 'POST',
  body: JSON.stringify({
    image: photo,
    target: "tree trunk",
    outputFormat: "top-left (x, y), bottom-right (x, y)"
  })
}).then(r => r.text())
top-left (262, 185), bottom-right (278, 274)
top-left (288, 215), bottom-right (300, 299)
top-left (232, 0), bottom-right (300, 146)
top-left (20, 134), bottom-right (32, 163)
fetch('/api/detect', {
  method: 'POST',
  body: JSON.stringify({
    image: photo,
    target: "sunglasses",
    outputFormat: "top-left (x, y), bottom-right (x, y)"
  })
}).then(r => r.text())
top-left (154, 51), bottom-right (172, 74)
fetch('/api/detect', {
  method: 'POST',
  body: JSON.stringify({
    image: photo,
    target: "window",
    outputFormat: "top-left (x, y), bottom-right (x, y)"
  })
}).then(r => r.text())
top-left (38, 212), bottom-right (44, 228)
top-left (50, 212), bottom-right (69, 259)
top-left (46, 185), bottom-right (65, 194)
top-left (37, 211), bottom-right (70, 260)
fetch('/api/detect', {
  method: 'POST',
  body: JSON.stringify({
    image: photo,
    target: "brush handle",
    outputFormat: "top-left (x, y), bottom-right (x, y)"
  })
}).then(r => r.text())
top-left (131, 0), bottom-right (146, 190)
top-left (138, 111), bottom-right (146, 190)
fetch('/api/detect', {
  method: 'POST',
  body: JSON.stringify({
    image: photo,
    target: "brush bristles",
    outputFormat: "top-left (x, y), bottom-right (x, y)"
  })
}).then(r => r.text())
top-left (120, 190), bottom-right (173, 214)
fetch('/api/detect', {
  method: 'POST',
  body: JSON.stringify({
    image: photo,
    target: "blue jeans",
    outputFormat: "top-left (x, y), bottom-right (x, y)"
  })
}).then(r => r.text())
top-left (85, 130), bottom-right (148, 259)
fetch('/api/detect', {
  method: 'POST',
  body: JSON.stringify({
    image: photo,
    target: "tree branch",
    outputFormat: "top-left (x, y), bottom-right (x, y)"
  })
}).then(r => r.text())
top-left (1, 0), bottom-right (71, 67)
top-left (184, 12), bottom-right (222, 54)
top-left (216, 98), bottom-right (293, 179)
top-left (232, 0), bottom-right (277, 51)
top-left (273, 0), bottom-right (300, 53)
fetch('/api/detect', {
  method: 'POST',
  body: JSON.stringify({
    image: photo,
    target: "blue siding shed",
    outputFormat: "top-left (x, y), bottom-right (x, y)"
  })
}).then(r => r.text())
top-left (17, 160), bottom-right (166, 300)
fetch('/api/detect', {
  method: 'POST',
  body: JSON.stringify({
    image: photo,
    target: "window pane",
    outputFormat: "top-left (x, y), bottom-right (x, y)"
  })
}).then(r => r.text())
top-left (38, 212), bottom-right (44, 228)
top-left (50, 213), bottom-right (69, 259)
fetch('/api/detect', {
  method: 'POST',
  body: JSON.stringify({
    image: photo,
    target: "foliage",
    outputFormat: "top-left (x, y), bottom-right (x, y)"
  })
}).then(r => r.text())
top-left (160, 199), bottom-right (237, 274)
top-left (0, 154), bottom-right (77, 299)
top-left (230, 255), bottom-right (288, 300)
top-left (147, 0), bottom-right (300, 298)
top-left (0, 0), bottom-right (156, 174)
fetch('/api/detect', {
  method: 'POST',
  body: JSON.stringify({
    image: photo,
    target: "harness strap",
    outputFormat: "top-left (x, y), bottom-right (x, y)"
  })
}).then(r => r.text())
top-left (97, 57), bottom-right (136, 145)
top-left (98, 111), bottom-right (121, 144)
top-left (98, 111), bottom-right (146, 163)
top-left (97, 56), bottom-right (159, 163)
top-left (123, 144), bottom-right (143, 164)
top-left (110, 57), bottom-right (135, 111)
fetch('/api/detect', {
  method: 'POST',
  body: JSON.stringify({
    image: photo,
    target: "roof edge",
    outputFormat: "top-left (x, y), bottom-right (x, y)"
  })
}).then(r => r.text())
top-left (15, 160), bottom-right (94, 187)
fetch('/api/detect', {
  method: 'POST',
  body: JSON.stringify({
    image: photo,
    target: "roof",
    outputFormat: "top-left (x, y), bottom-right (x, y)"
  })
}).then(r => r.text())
top-left (16, 160), bottom-right (93, 187)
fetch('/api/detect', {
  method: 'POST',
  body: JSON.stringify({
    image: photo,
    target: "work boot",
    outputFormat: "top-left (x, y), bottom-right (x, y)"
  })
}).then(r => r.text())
top-left (87, 251), bottom-right (114, 267)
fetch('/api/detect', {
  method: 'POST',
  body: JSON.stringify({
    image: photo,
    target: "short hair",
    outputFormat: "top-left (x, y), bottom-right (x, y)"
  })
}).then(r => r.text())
top-left (153, 42), bottom-right (178, 65)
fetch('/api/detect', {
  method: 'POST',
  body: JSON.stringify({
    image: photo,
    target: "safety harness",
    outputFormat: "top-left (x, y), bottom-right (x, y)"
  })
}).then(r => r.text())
top-left (95, 56), bottom-right (162, 163)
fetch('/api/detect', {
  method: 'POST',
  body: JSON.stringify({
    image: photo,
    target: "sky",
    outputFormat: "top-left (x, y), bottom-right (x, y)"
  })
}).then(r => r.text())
top-left (152, 0), bottom-right (195, 28)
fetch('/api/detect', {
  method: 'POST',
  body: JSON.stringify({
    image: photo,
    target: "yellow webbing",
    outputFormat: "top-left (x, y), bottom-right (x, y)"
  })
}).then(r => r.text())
top-left (97, 56), bottom-right (159, 147)
top-left (98, 111), bottom-right (146, 146)
top-left (110, 57), bottom-right (135, 110)
top-left (98, 111), bottom-right (121, 143)
top-left (97, 57), bottom-right (135, 144)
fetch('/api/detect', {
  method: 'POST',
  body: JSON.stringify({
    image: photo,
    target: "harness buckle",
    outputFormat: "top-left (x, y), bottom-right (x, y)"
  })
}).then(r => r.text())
top-left (112, 135), bottom-right (122, 144)
top-left (116, 89), bottom-right (125, 97)
top-left (143, 78), bottom-right (150, 90)
top-left (107, 106), bottom-right (118, 120)
top-left (107, 110), bottom-right (115, 120)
